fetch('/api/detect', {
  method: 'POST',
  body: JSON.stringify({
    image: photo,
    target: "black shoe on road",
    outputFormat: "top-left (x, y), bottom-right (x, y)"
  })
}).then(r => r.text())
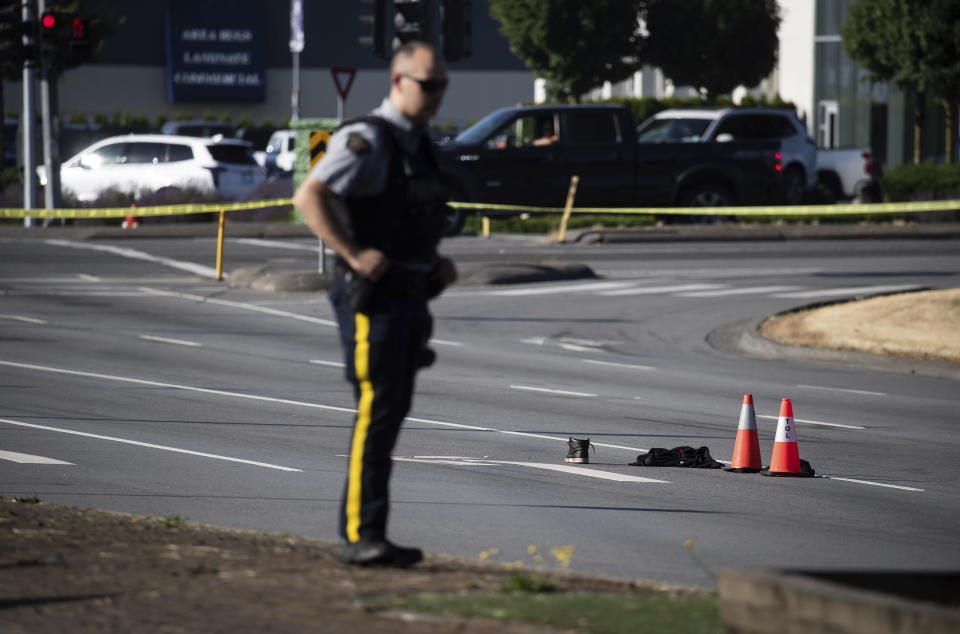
top-left (565, 437), bottom-right (594, 464)
top-left (337, 539), bottom-right (424, 567)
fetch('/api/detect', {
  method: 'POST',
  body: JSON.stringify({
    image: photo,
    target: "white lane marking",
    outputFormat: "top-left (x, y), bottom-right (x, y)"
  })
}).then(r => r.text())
top-left (231, 238), bottom-right (320, 252)
top-left (44, 240), bottom-right (218, 279)
top-left (583, 359), bottom-right (656, 371)
top-left (599, 283), bottom-right (726, 297)
top-left (521, 337), bottom-right (547, 345)
top-left (483, 281), bottom-right (637, 296)
top-left (77, 274), bottom-right (102, 282)
top-left (675, 285), bottom-right (801, 298)
top-left (820, 476), bottom-right (924, 492)
top-left (139, 335), bottom-right (203, 347)
top-left (393, 455), bottom-right (669, 483)
top-left (310, 359), bottom-right (345, 368)
top-left (138, 287), bottom-right (337, 327)
top-left (2, 291), bottom-right (149, 297)
top-left (430, 338), bottom-right (463, 347)
top-left (758, 414), bottom-right (865, 430)
top-left (797, 384), bottom-right (887, 397)
top-left (598, 267), bottom-right (823, 279)
top-left (0, 418), bottom-right (302, 472)
top-left (0, 450), bottom-right (74, 465)
top-left (0, 314), bottom-right (48, 324)
top-left (0, 359), bottom-right (356, 416)
top-left (510, 385), bottom-right (597, 398)
top-left (770, 284), bottom-right (920, 299)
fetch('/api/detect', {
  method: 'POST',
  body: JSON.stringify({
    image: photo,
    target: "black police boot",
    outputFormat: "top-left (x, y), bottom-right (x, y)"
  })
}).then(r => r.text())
top-left (337, 539), bottom-right (423, 568)
top-left (565, 437), bottom-right (594, 464)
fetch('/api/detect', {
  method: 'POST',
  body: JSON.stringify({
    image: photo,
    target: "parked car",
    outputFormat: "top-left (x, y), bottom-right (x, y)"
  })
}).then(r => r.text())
top-left (43, 134), bottom-right (264, 202)
top-left (254, 129), bottom-right (296, 176)
top-left (160, 120), bottom-right (238, 138)
top-left (437, 104), bottom-right (790, 234)
top-left (816, 148), bottom-right (878, 202)
top-left (636, 107), bottom-right (817, 204)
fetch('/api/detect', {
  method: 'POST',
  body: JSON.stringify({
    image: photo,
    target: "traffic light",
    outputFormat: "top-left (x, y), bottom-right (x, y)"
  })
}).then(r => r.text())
top-left (0, 2), bottom-right (33, 65)
top-left (393, 0), bottom-right (430, 46)
top-left (68, 16), bottom-right (92, 62)
top-left (441, 0), bottom-right (471, 62)
top-left (38, 10), bottom-right (60, 56)
top-left (358, 0), bottom-right (387, 58)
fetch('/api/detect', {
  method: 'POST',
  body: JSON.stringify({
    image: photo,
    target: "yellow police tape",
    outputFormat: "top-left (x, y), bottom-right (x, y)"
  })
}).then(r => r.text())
top-left (449, 199), bottom-right (960, 217)
top-left (0, 198), bottom-right (293, 219)
top-left (1, 197), bottom-right (958, 219)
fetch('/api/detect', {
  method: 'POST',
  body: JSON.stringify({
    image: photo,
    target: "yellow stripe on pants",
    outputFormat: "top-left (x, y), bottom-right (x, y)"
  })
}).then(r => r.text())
top-left (346, 312), bottom-right (374, 543)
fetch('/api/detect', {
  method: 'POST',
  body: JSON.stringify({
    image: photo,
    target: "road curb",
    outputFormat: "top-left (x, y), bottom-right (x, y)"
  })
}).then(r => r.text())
top-left (706, 305), bottom-right (960, 381)
top-left (717, 569), bottom-right (960, 634)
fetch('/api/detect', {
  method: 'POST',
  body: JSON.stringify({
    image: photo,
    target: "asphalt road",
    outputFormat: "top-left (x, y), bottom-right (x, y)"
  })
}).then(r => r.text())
top-left (2, 232), bottom-right (959, 588)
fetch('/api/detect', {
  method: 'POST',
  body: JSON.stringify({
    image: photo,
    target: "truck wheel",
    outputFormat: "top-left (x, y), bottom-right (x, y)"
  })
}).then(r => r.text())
top-left (440, 175), bottom-right (469, 236)
top-left (681, 183), bottom-right (733, 207)
top-left (443, 205), bottom-right (466, 237)
top-left (782, 165), bottom-right (807, 205)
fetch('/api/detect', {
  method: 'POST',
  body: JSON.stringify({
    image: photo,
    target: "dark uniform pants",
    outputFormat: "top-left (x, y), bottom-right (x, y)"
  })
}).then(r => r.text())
top-left (330, 277), bottom-right (433, 543)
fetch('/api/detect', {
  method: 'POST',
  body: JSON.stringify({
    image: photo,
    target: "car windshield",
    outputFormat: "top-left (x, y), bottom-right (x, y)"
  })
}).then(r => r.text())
top-left (454, 108), bottom-right (517, 145)
top-left (637, 118), bottom-right (712, 143)
top-left (207, 144), bottom-right (257, 165)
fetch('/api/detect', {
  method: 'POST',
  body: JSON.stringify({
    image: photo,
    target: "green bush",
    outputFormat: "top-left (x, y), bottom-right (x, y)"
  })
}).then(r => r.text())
top-left (880, 163), bottom-right (960, 202)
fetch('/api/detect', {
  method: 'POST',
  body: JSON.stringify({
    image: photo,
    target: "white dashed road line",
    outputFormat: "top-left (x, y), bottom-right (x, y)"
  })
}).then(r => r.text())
top-left (138, 287), bottom-right (337, 327)
top-left (0, 417), bottom-right (302, 472)
top-left (44, 240), bottom-right (218, 279)
top-left (0, 449), bottom-right (74, 465)
top-left (310, 359), bottom-right (346, 368)
top-left (139, 335), bottom-right (203, 347)
top-left (582, 359), bottom-right (656, 371)
top-left (393, 456), bottom-right (670, 484)
top-left (757, 414), bottom-right (866, 430)
top-left (797, 384), bottom-right (887, 397)
top-left (674, 285), bottom-right (801, 298)
top-left (598, 283), bottom-right (726, 297)
top-left (0, 314), bottom-right (48, 324)
top-left (509, 385), bottom-right (598, 398)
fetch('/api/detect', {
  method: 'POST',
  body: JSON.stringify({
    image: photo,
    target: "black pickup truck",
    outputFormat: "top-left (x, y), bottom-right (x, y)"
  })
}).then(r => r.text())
top-left (437, 104), bottom-right (789, 233)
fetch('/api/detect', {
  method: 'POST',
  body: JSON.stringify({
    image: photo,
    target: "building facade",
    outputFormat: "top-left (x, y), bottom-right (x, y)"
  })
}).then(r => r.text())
top-left (2, 0), bottom-right (532, 133)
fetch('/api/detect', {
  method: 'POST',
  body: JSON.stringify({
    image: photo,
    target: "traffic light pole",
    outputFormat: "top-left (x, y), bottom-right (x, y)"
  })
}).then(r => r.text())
top-left (38, 0), bottom-right (62, 213)
top-left (21, 0), bottom-right (37, 226)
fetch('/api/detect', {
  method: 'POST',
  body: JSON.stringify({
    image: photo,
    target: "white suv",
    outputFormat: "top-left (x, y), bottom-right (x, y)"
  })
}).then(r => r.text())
top-left (49, 134), bottom-right (265, 202)
top-left (637, 107), bottom-right (817, 204)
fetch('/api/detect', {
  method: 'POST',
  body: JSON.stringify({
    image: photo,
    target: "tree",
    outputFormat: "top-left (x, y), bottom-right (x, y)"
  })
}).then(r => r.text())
top-left (842, 0), bottom-right (960, 164)
top-left (488, 0), bottom-right (642, 103)
top-left (637, 0), bottom-right (780, 102)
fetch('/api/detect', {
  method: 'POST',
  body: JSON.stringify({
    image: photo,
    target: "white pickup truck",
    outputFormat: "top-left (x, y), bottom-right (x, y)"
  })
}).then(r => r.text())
top-left (815, 148), bottom-right (878, 202)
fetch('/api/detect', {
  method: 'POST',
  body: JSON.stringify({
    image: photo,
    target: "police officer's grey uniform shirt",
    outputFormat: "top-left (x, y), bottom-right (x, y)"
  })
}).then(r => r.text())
top-left (309, 98), bottom-right (424, 199)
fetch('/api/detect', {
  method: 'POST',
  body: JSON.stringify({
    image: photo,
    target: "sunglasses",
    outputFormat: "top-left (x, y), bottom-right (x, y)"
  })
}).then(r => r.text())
top-left (400, 73), bottom-right (449, 94)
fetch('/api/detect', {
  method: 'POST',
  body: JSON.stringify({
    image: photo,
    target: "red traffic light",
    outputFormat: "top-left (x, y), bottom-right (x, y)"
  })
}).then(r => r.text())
top-left (70, 17), bottom-right (87, 39)
top-left (41, 12), bottom-right (56, 29)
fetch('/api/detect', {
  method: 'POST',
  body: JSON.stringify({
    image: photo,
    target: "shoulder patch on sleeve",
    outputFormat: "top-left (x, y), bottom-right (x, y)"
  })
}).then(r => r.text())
top-left (346, 132), bottom-right (372, 155)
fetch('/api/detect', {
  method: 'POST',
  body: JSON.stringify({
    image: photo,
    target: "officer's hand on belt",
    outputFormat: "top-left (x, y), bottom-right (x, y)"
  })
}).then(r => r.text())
top-left (349, 248), bottom-right (390, 281)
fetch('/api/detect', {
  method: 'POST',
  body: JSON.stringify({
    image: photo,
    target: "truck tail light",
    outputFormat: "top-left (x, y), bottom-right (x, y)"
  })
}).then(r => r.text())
top-left (862, 151), bottom-right (873, 175)
top-left (774, 152), bottom-right (783, 172)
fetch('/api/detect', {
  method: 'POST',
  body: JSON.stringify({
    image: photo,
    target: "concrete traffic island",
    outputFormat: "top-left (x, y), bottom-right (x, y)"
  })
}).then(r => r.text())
top-left (228, 260), bottom-right (598, 293)
top-left (717, 569), bottom-right (960, 634)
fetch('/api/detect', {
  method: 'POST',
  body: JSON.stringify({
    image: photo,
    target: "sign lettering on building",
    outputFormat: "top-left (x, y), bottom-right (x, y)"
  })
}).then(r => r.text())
top-left (166, 0), bottom-right (266, 103)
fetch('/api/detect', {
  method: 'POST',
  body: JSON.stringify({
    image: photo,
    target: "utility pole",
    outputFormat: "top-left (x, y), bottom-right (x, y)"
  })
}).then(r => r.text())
top-left (289, 0), bottom-right (303, 122)
top-left (21, 0), bottom-right (37, 226)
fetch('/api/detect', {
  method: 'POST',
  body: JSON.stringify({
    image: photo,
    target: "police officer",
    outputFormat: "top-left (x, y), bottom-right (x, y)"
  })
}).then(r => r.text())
top-left (292, 42), bottom-right (456, 567)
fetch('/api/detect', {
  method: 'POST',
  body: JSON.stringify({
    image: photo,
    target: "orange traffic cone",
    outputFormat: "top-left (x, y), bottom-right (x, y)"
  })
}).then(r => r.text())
top-left (122, 204), bottom-right (138, 229)
top-left (723, 394), bottom-right (762, 473)
top-left (760, 398), bottom-right (814, 477)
